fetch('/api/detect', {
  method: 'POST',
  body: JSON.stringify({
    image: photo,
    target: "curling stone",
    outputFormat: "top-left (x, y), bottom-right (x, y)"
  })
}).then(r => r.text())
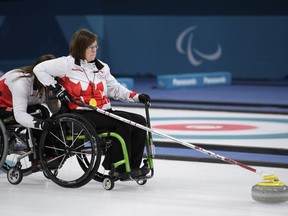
top-left (251, 175), bottom-right (288, 203)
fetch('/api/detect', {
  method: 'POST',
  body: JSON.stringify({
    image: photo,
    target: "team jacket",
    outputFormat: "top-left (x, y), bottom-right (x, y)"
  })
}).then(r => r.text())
top-left (0, 70), bottom-right (60, 129)
top-left (33, 55), bottom-right (139, 110)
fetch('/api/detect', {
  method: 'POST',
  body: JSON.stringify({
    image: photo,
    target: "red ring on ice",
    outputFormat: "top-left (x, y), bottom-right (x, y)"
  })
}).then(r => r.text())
top-left (153, 123), bottom-right (257, 131)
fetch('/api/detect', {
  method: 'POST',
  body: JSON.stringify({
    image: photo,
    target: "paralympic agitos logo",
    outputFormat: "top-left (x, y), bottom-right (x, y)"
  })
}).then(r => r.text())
top-left (176, 26), bottom-right (222, 66)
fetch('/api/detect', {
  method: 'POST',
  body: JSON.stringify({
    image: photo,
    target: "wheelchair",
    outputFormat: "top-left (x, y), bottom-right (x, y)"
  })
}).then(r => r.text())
top-left (0, 107), bottom-right (101, 188)
top-left (77, 102), bottom-right (155, 190)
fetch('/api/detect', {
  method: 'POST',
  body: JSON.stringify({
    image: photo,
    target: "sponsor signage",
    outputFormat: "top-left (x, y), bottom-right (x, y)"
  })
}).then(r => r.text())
top-left (157, 72), bottom-right (231, 89)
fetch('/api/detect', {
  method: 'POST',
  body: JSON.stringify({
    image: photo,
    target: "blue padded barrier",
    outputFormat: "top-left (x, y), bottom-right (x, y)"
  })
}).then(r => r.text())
top-left (157, 72), bottom-right (231, 89)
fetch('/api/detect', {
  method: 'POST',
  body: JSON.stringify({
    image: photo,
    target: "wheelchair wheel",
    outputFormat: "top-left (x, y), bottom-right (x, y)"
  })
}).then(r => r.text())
top-left (77, 146), bottom-right (110, 182)
top-left (7, 166), bottom-right (23, 185)
top-left (77, 133), bottom-right (118, 183)
top-left (0, 122), bottom-right (33, 176)
top-left (77, 139), bottom-right (110, 183)
top-left (0, 119), bottom-right (8, 169)
top-left (103, 177), bottom-right (114, 190)
top-left (39, 113), bottom-right (101, 188)
top-left (137, 178), bottom-right (147, 186)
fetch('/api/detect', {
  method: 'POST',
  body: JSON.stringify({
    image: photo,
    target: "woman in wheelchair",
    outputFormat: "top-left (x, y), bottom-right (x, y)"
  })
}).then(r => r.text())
top-left (0, 54), bottom-right (60, 171)
top-left (33, 29), bottom-right (151, 180)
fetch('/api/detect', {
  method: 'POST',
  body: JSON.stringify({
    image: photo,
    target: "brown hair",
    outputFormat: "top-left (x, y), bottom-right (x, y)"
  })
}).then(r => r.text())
top-left (16, 54), bottom-right (55, 96)
top-left (69, 29), bottom-right (98, 60)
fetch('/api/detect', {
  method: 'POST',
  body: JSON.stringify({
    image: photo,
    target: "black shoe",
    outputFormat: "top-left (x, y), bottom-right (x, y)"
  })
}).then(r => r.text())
top-left (119, 168), bottom-right (141, 181)
top-left (139, 166), bottom-right (150, 176)
top-left (131, 168), bottom-right (142, 178)
top-left (130, 167), bottom-right (149, 178)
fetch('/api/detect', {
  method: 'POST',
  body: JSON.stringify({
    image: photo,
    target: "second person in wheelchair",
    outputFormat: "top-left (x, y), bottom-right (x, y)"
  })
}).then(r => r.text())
top-left (33, 29), bottom-right (151, 179)
top-left (0, 54), bottom-right (59, 129)
top-left (0, 54), bottom-right (61, 171)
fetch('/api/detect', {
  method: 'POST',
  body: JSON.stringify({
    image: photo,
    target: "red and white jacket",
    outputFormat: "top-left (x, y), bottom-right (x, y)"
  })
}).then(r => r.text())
top-left (0, 70), bottom-right (59, 129)
top-left (34, 56), bottom-right (139, 110)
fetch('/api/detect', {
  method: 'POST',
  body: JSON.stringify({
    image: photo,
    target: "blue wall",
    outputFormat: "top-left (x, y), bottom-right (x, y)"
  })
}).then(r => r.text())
top-left (0, 1), bottom-right (288, 80)
top-left (99, 16), bottom-right (288, 80)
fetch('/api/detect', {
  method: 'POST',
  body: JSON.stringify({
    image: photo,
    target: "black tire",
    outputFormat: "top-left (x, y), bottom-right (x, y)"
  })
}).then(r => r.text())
top-left (137, 179), bottom-right (147, 185)
top-left (7, 167), bottom-right (23, 185)
top-left (103, 177), bottom-right (114, 190)
top-left (0, 119), bottom-right (8, 170)
top-left (77, 151), bottom-right (109, 182)
top-left (76, 131), bottom-right (114, 183)
top-left (39, 113), bottom-right (101, 188)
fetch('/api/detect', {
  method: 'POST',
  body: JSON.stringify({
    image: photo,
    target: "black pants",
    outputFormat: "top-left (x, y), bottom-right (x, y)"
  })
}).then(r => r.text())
top-left (71, 109), bottom-right (147, 172)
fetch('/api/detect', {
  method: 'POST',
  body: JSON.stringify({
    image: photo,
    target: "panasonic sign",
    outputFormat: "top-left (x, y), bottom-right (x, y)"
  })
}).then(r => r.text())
top-left (157, 72), bottom-right (231, 89)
